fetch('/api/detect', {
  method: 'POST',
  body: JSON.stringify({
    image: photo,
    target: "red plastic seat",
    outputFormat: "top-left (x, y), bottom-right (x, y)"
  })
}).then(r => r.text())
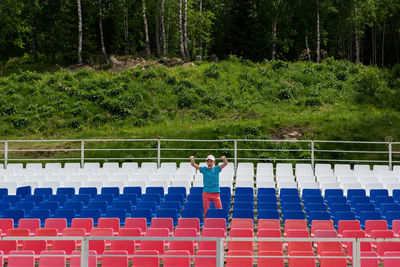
top-left (284, 220), bottom-right (307, 236)
top-left (194, 250), bottom-right (216, 267)
top-left (313, 230), bottom-right (338, 250)
top-left (392, 220), bottom-right (400, 237)
top-left (63, 228), bottom-right (86, 249)
top-left (203, 218), bottom-right (227, 232)
top-left (231, 219), bottom-right (254, 230)
top-left (257, 251), bottom-right (284, 267)
top-left (177, 218), bottom-right (200, 235)
top-left (0, 251), bottom-right (3, 267)
top-left (132, 250), bottom-right (159, 267)
top-left (35, 228), bottom-right (57, 249)
top-left (39, 250), bottom-right (66, 267)
top-left (288, 251), bottom-right (315, 267)
top-left (371, 230), bottom-right (400, 259)
top-left (125, 218), bottom-right (147, 235)
top-left (317, 241), bottom-right (342, 256)
top-left (258, 219), bottom-right (281, 230)
top-left (172, 228), bottom-right (197, 255)
top-left (365, 220), bottom-right (388, 237)
top-left (311, 220), bottom-right (334, 237)
top-left (0, 219), bottom-right (13, 237)
top-left (199, 228), bottom-right (225, 250)
top-left (140, 229), bottom-right (168, 257)
top-left (52, 240), bottom-right (76, 255)
top-left (8, 250), bottom-right (35, 267)
top-left (383, 251), bottom-right (400, 267)
top-left (286, 229), bottom-right (313, 253)
top-left (70, 250), bottom-right (97, 267)
top-left (228, 228), bottom-right (254, 252)
top-left (226, 250), bottom-right (253, 267)
top-left (164, 250), bottom-right (191, 267)
top-left (257, 229), bottom-right (282, 252)
top-left (6, 228), bottom-right (29, 247)
top-left (71, 218), bottom-right (93, 236)
top-left (151, 218), bottom-right (174, 235)
top-left (342, 230), bottom-right (371, 257)
top-left (97, 218), bottom-right (120, 235)
top-left (319, 251), bottom-right (347, 267)
top-left (89, 228), bottom-right (114, 256)
top-left (18, 219), bottom-right (40, 236)
top-left (102, 250), bottom-right (128, 267)
top-left (0, 240), bottom-right (17, 258)
top-left (337, 220), bottom-right (360, 237)
top-left (22, 240), bottom-right (47, 256)
top-left (361, 251), bottom-right (379, 267)
top-left (111, 228), bottom-right (141, 253)
top-left (44, 218), bottom-right (67, 236)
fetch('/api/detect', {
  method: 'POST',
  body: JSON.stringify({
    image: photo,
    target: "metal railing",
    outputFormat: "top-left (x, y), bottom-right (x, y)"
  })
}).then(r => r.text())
top-left (0, 139), bottom-right (399, 170)
top-left (3, 235), bottom-right (400, 266)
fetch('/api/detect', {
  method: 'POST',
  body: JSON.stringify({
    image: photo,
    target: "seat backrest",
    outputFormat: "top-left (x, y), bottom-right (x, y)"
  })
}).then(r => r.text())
top-left (18, 219), bottom-right (40, 235)
top-left (337, 220), bottom-right (360, 236)
top-left (203, 218), bottom-right (227, 231)
top-left (124, 218), bottom-right (147, 233)
top-left (102, 250), bottom-right (128, 267)
top-left (151, 218), bottom-right (173, 233)
top-left (365, 220), bottom-right (388, 236)
top-left (319, 251), bottom-right (347, 267)
top-left (194, 250), bottom-right (216, 267)
top-left (97, 218), bottom-right (120, 233)
top-left (0, 240), bottom-right (18, 254)
top-left (39, 250), bottom-right (66, 267)
top-left (284, 219), bottom-right (307, 234)
top-left (164, 250), bottom-right (190, 267)
top-left (311, 220), bottom-right (334, 236)
top-left (8, 250), bottom-right (35, 267)
top-left (200, 228), bottom-right (225, 250)
top-left (383, 252), bottom-right (400, 267)
top-left (0, 219), bottom-right (13, 234)
top-left (288, 251), bottom-right (315, 267)
top-left (177, 218), bottom-right (200, 234)
top-left (63, 228), bottom-right (86, 237)
top-left (257, 229), bottom-right (282, 252)
top-left (257, 251), bottom-right (284, 267)
top-left (133, 250), bottom-right (159, 267)
top-left (70, 250), bottom-right (97, 267)
top-left (52, 240), bottom-right (76, 255)
top-left (22, 240), bottom-right (47, 255)
top-left (226, 250), bottom-right (253, 267)
top-left (228, 228), bottom-right (254, 252)
top-left (71, 218), bottom-right (93, 235)
top-left (257, 219), bottom-right (280, 230)
top-left (231, 218), bottom-right (254, 230)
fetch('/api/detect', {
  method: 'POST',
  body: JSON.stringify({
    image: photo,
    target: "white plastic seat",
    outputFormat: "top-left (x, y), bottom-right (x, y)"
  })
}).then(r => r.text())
top-left (276, 169), bottom-right (293, 176)
top-left (148, 180), bottom-right (169, 191)
top-left (256, 175), bottom-right (274, 182)
top-left (136, 168), bottom-right (155, 175)
top-left (179, 162), bottom-right (192, 169)
top-left (2, 182), bottom-right (18, 194)
top-left (109, 175), bottom-right (129, 182)
top-left (354, 164), bottom-right (371, 172)
top-left (172, 174), bottom-right (192, 181)
top-left (107, 181), bottom-right (125, 190)
top-left (276, 176), bottom-right (295, 183)
top-left (26, 163), bottom-right (43, 170)
top-left (54, 168), bottom-right (74, 176)
top-left (334, 169), bottom-right (354, 176)
top-left (394, 166), bottom-right (400, 175)
top-left (256, 180), bottom-right (276, 188)
top-left (88, 175), bottom-right (108, 183)
top-left (156, 169), bottom-right (175, 176)
top-left (62, 181), bottom-right (82, 191)
top-left (0, 176), bottom-right (5, 183)
top-left (257, 163), bottom-right (273, 169)
top-left (295, 163), bottom-right (312, 170)
top-left (102, 162), bottom-right (120, 169)
top-left (192, 179), bottom-right (203, 187)
top-left (256, 169), bottom-right (274, 176)
top-left (317, 176), bottom-right (337, 183)
top-left (194, 173), bottom-right (203, 181)
top-left (170, 180), bottom-right (191, 192)
top-left (5, 175), bottom-right (26, 183)
top-left (125, 180), bottom-right (147, 193)
top-left (6, 163), bottom-right (24, 170)
top-left (337, 176), bottom-right (358, 183)
top-left (94, 169), bottom-right (115, 176)
top-left (277, 181), bottom-right (297, 188)
top-left (140, 162), bottom-right (158, 170)
top-left (238, 162), bottom-right (254, 169)
top-left (220, 168), bottom-right (234, 175)
top-left (373, 165), bottom-right (390, 172)
top-left (45, 163), bottom-right (62, 169)
top-left (276, 163), bottom-right (293, 169)
top-left (298, 182), bottom-right (319, 190)
top-left (84, 181), bottom-right (104, 192)
top-left (385, 184), bottom-right (400, 196)
top-left (84, 162), bottom-right (100, 169)
top-left (15, 169), bottom-right (34, 176)
top-left (319, 182), bottom-right (341, 190)
top-left (296, 169), bottom-right (313, 176)
top-left (380, 176), bottom-right (400, 185)
top-left (64, 163), bottom-right (81, 170)
top-left (20, 181), bottom-right (39, 189)
top-left (121, 162), bottom-right (139, 169)
top-left (40, 181), bottom-right (61, 191)
top-left (355, 170), bottom-right (374, 177)
top-left (334, 164), bottom-right (351, 171)
top-left (0, 164), bottom-right (3, 169)
top-left (315, 169), bottom-right (334, 177)
top-left (160, 162), bottom-right (177, 170)
top-left (34, 169), bottom-right (55, 176)
top-left (116, 168), bottom-right (136, 176)
top-left (296, 176), bottom-right (315, 183)
top-left (358, 176), bottom-right (379, 185)
top-left (0, 169), bottom-right (14, 176)
top-left (151, 174), bottom-right (172, 182)
top-left (29, 175), bottom-right (46, 183)
top-left (236, 174), bottom-right (253, 181)
top-left (235, 180), bottom-right (254, 187)
top-left (364, 183), bottom-right (384, 194)
top-left (341, 182), bottom-right (363, 192)
top-left (220, 180), bottom-right (233, 187)
top-left (47, 175), bottom-right (67, 182)
top-left (315, 163), bottom-right (332, 171)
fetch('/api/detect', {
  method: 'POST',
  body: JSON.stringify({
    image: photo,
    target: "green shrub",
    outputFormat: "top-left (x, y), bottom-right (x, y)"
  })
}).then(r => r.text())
top-left (272, 60), bottom-right (288, 71)
top-left (204, 64), bottom-right (220, 79)
top-left (11, 116), bottom-right (29, 128)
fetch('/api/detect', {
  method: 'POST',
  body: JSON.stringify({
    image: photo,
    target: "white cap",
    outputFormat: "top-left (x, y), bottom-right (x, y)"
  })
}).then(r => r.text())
top-left (206, 155), bottom-right (215, 162)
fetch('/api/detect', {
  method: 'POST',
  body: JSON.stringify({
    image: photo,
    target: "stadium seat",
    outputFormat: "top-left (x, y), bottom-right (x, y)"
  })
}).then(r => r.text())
top-left (284, 220), bottom-right (307, 236)
top-left (98, 218), bottom-right (120, 234)
top-left (38, 250), bottom-right (66, 267)
top-left (39, 202), bottom-right (59, 215)
top-left (258, 209), bottom-right (280, 220)
top-left (133, 250), bottom-right (159, 267)
top-left (3, 209), bottom-right (24, 226)
top-left (319, 251), bottom-right (347, 267)
top-left (44, 218), bottom-right (66, 236)
top-left (200, 228), bottom-right (225, 250)
top-left (18, 218), bottom-right (40, 235)
top-left (111, 228), bottom-right (141, 255)
top-left (194, 250), bottom-right (216, 267)
top-left (28, 209), bottom-right (50, 227)
top-left (25, 195), bottom-right (45, 206)
top-left (311, 220), bottom-right (334, 237)
top-left (360, 212), bottom-right (382, 229)
top-left (257, 251), bottom-right (284, 267)
top-left (177, 218), bottom-right (200, 235)
top-left (0, 240), bottom-right (18, 257)
top-left (365, 220), bottom-right (388, 237)
top-left (383, 251), bottom-right (400, 267)
top-left (89, 228), bottom-right (114, 257)
top-left (8, 250), bottom-right (35, 267)
top-left (286, 229), bottom-right (313, 253)
top-left (371, 230), bottom-right (400, 259)
top-left (229, 228), bottom-right (254, 252)
top-left (79, 187), bottom-right (98, 199)
top-left (164, 250), bottom-right (190, 267)
top-left (140, 229), bottom-right (166, 257)
top-left (288, 251), bottom-right (315, 267)
top-left (206, 209), bottom-right (229, 224)
top-left (102, 250), bottom-right (128, 267)
top-left (71, 218), bottom-right (93, 236)
top-left (87, 201), bottom-right (108, 214)
top-left (226, 250), bottom-right (253, 267)
top-left (337, 220), bottom-right (361, 237)
top-left (54, 209), bottom-right (76, 226)
top-left (232, 209), bottom-right (254, 221)
top-left (170, 228), bottom-right (196, 256)
top-left (257, 229), bottom-right (282, 252)
top-left (333, 211), bottom-right (356, 228)
top-left (130, 209), bottom-right (152, 226)
top-left (342, 230), bottom-right (372, 257)
top-left (125, 218), bottom-right (147, 235)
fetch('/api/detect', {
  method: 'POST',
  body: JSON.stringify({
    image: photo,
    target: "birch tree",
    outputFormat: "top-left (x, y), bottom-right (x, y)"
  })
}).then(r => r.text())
top-left (271, 0), bottom-right (281, 60)
top-left (178, 0), bottom-right (186, 60)
top-left (316, 0), bottom-right (321, 63)
top-left (155, 0), bottom-right (161, 56)
top-left (142, 0), bottom-right (151, 56)
top-left (123, 0), bottom-right (129, 54)
top-left (77, 0), bottom-right (83, 64)
top-left (99, 0), bottom-right (108, 60)
top-left (183, 0), bottom-right (190, 59)
top-left (161, 0), bottom-right (167, 56)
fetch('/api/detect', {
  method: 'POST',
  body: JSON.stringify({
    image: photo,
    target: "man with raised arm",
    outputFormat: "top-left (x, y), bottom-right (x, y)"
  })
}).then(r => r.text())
top-left (190, 155), bottom-right (228, 218)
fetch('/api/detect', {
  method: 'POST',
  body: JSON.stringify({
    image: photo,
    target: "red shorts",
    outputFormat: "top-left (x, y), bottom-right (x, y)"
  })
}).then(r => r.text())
top-left (202, 192), bottom-right (222, 217)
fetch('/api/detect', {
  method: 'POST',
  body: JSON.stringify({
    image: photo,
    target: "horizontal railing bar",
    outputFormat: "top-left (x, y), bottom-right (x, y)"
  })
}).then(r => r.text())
top-left (314, 159), bottom-right (390, 163)
top-left (160, 148), bottom-right (234, 151)
top-left (237, 149), bottom-right (311, 152)
top-left (6, 158), bottom-right (81, 161)
top-left (237, 158), bottom-right (311, 161)
top-left (314, 140), bottom-right (389, 144)
top-left (236, 139), bottom-right (312, 143)
top-left (315, 150), bottom-right (389, 154)
top-left (5, 140), bottom-right (81, 143)
top-left (160, 139), bottom-right (236, 142)
top-left (84, 139), bottom-right (158, 142)
top-left (8, 149), bottom-right (81, 152)
top-left (85, 148), bottom-right (157, 151)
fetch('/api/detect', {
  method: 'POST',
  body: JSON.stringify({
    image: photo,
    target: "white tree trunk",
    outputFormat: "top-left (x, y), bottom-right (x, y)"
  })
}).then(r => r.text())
top-left (99, 0), bottom-right (108, 60)
top-left (271, 0), bottom-right (281, 60)
top-left (354, 3), bottom-right (360, 63)
top-left (124, 0), bottom-right (129, 54)
top-left (142, 0), bottom-right (151, 56)
top-left (161, 0), bottom-right (167, 56)
top-left (77, 0), bottom-right (83, 64)
top-left (316, 0), bottom-right (321, 63)
top-left (183, 0), bottom-right (190, 60)
top-left (155, 0), bottom-right (161, 56)
top-left (178, 0), bottom-right (186, 60)
top-left (305, 35), bottom-right (311, 61)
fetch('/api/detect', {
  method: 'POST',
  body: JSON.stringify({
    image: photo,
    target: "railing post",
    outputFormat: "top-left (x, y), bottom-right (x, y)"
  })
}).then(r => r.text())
top-left (389, 142), bottom-right (392, 170)
top-left (81, 237), bottom-right (89, 267)
top-left (80, 140), bottom-right (85, 168)
top-left (157, 139), bottom-right (161, 168)
top-left (353, 238), bottom-right (361, 267)
top-left (4, 141), bottom-right (8, 169)
top-left (234, 140), bottom-right (237, 175)
top-left (216, 238), bottom-right (224, 267)
top-left (311, 140), bottom-right (315, 172)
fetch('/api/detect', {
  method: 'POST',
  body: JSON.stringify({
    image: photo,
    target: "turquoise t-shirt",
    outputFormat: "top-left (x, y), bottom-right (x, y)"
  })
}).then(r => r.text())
top-left (200, 165), bottom-right (221, 193)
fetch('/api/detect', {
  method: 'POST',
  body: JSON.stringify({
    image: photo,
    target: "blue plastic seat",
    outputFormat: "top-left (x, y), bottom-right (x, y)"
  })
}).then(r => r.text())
top-left (235, 194), bottom-right (254, 203)
top-left (220, 187), bottom-right (232, 198)
top-left (234, 202), bottom-right (254, 210)
top-left (370, 189), bottom-right (388, 202)
top-left (386, 211), bottom-right (400, 228)
top-left (381, 203), bottom-right (400, 218)
top-left (2, 195), bottom-right (21, 207)
top-left (232, 209), bottom-right (254, 221)
top-left (258, 209), bottom-right (280, 220)
top-left (184, 201), bottom-right (203, 212)
top-left (79, 187), bottom-right (98, 199)
top-left (112, 201), bottom-right (132, 215)
top-left (0, 188), bottom-right (8, 199)
top-left (160, 201), bottom-right (181, 216)
top-left (302, 189), bottom-right (321, 197)
top-left (141, 194), bottom-right (161, 205)
top-left (181, 208), bottom-right (203, 225)
top-left (280, 188), bottom-right (299, 195)
top-left (0, 202), bottom-right (11, 216)
top-left (57, 187), bottom-right (75, 199)
top-left (34, 188), bottom-right (52, 200)
top-left (130, 209), bottom-right (152, 226)
top-left (3, 209), bottom-right (24, 226)
top-left (350, 196), bottom-right (370, 206)
top-left (54, 208), bottom-right (76, 226)
top-left (280, 195), bottom-right (301, 203)
top-left (324, 189), bottom-right (344, 201)
top-left (258, 202), bottom-right (278, 211)
top-left (29, 209), bottom-right (51, 226)
top-left (87, 201), bottom-right (108, 214)
top-left (308, 211), bottom-right (331, 227)
top-left (258, 194), bottom-right (278, 203)
top-left (206, 209), bottom-right (229, 225)
top-left (48, 194), bottom-right (68, 206)
top-left (72, 194), bottom-right (91, 206)
top-left (393, 189), bottom-right (400, 203)
top-left (168, 187), bottom-right (187, 199)
top-left (187, 194), bottom-right (203, 202)
top-left (101, 187), bottom-right (120, 198)
top-left (164, 194), bottom-right (184, 206)
top-left (15, 202), bottom-right (35, 214)
top-left (136, 201), bottom-right (157, 215)
top-left (16, 186), bottom-right (32, 199)
top-left (302, 195), bottom-right (324, 204)
top-left (118, 194), bottom-right (137, 206)
top-left (105, 208), bottom-right (127, 225)
top-left (146, 187), bottom-right (164, 199)
top-left (282, 210), bottom-right (305, 223)
top-left (189, 187), bottom-right (203, 195)
top-left (95, 194), bottom-right (114, 206)
top-left (39, 201), bottom-right (59, 215)
top-left (258, 188), bottom-right (276, 195)
top-left (360, 211), bottom-right (382, 228)
top-left (221, 194), bottom-right (231, 203)
top-left (304, 203), bottom-right (327, 213)
top-left (156, 208), bottom-right (178, 226)
top-left (347, 189), bottom-right (366, 202)
top-left (235, 187), bottom-right (254, 195)
top-left (354, 203), bottom-right (376, 219)
top-left (375, 196), bottom-right (394, 210)
top-left (123, 187), bottom-right (142, 199)
top-left (25, 195), bottom-right (45, 207)
top-left (329, 203), bottom-right (351, 214)
top-left (281, 202), bottom-right (303, 211)
top-left (333, 211), bottom-right (356, 228)
top-left (63, 201), bottom-right (84, 214)
top-left (327, 196), bottom-right (347, 206)
top-left (80, 208), bottom-right (102, 226)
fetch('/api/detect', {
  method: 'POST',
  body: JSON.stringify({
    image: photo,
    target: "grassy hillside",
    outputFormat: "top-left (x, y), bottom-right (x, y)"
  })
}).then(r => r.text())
top-left (1, 57), bottom-right (400, 144)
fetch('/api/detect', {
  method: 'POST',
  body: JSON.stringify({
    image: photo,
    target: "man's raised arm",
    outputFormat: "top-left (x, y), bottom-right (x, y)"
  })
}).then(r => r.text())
top-left (190, 156), bottom-right (200, 171)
